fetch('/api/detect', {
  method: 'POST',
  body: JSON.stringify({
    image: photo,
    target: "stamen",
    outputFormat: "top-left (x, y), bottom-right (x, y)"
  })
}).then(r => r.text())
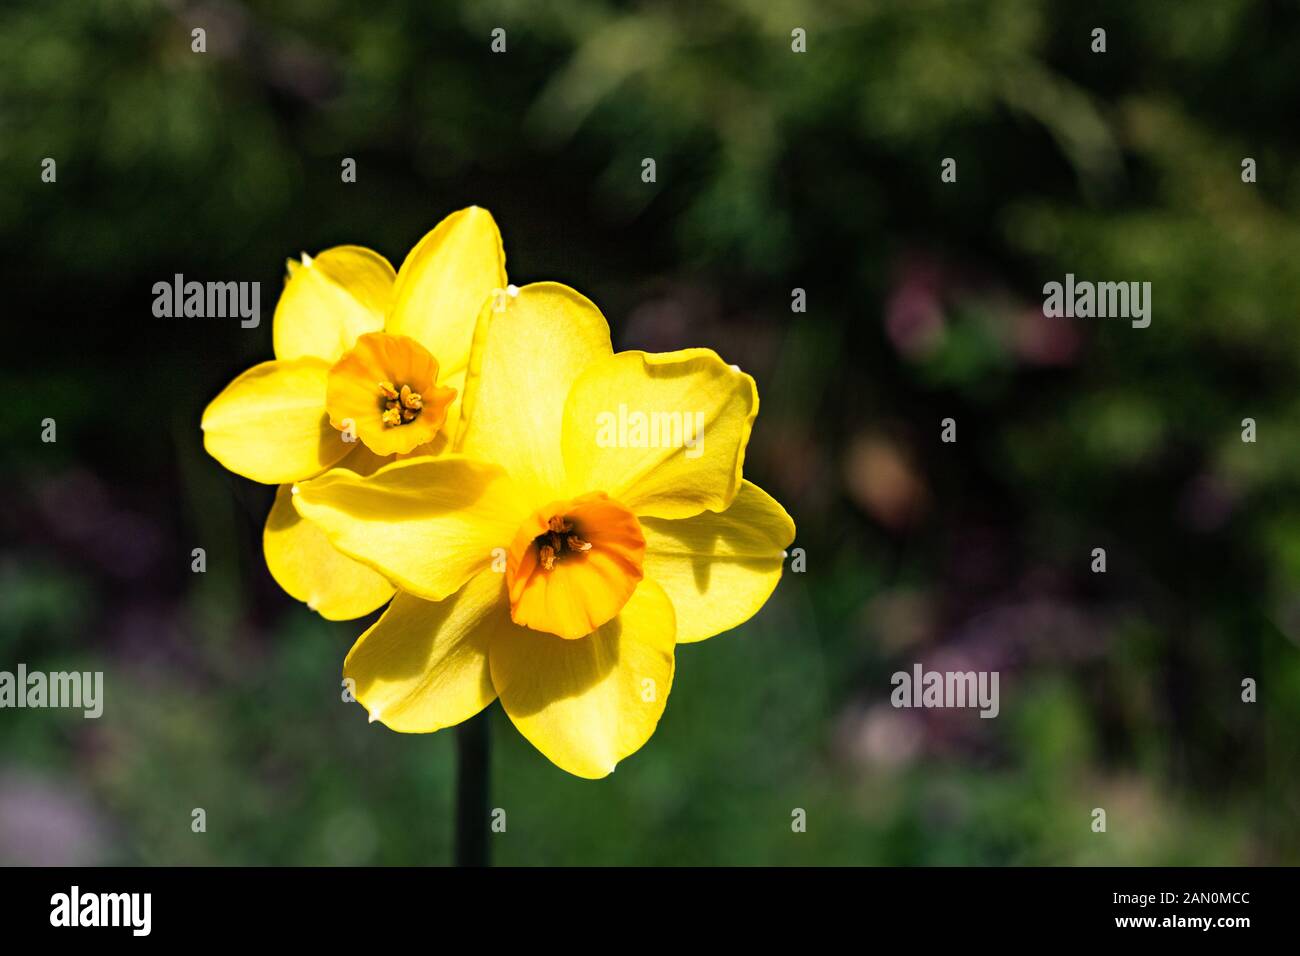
top-left (378, 381), bottom-right (423, 428)
top-left (539, 543), bottom-right (557, 571)
top-left (533, 515), bottom-right (592, 571)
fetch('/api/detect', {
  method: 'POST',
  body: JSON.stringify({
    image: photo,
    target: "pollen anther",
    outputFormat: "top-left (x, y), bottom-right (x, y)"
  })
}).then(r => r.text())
top-left (379, 381), bottom-right (423, 428)
top-left (533, 515), bottom-right (593, 571)
top-left (400, 385), bottom-right (422, 410)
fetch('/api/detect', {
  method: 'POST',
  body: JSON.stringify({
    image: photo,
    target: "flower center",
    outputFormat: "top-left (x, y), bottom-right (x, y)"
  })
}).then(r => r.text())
top-left (325, 332), bottom-right (457, 457)
top-left (506, 493), bottom-right (645, 640)
top-left (378, 381), bottom-right (424, 427)
top-left (534, 514), bottom-right (593, 570)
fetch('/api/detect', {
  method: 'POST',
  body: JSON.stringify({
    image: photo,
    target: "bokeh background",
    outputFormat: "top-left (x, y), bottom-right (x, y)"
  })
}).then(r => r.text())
top-left (2, 0), bottom-right (1299, 865)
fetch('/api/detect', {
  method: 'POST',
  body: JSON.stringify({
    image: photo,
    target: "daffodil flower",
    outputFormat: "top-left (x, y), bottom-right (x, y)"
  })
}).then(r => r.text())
top-left (200, 207), bottom-right (507, 620)
top-left (293, 283), bottom-right (796, 778)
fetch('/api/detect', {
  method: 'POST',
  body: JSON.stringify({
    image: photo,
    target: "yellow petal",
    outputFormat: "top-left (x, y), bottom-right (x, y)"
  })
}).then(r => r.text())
top-left (292, 457), bottom-right (529, 602)
top-left (561, 349), bottom-right (757, 519)
top-left (263, 483), bottom-right (395, 620)
top-left (435, 366), bottom-right (467, 450)
top-left (386, 207), bottom-right (507, 375)
top-left (640, 480), bottom-right (795, 643)
top-left (345, 570), bottom-right (507, 733)
top-left (201, 358), bottom-right (350, 484)
top-left (272, 246), bottom-right (394, 363)
top-left (490, 578), bottom-right (676, 778)
top-left (332, 442), bottom-right (392, 476)
top-left (459, 282), bottom-right (613, 504)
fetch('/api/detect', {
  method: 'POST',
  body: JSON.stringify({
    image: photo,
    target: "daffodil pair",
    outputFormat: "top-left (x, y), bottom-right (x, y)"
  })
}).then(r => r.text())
top-left (202, 207), bottom-right (795, 778)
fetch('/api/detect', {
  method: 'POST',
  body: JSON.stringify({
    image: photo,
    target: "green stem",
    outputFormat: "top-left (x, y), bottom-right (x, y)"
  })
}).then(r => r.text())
top-left (454, 709), bottom-right (491, 867)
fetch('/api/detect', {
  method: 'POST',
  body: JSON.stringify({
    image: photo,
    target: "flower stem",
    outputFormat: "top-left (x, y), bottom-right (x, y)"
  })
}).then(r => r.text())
top-left (454, 708), bottom-right (491, 867)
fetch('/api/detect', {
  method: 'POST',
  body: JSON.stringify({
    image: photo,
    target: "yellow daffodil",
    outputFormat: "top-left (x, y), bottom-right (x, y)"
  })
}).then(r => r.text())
top-left (293, 282), bottom-right (796, 778)
top-left (200, 207), bottom-right (507, 620)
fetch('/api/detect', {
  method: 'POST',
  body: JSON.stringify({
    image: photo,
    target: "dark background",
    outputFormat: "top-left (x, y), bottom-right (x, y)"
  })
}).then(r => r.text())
top-left (1, 0), bottom-right (1298, 864)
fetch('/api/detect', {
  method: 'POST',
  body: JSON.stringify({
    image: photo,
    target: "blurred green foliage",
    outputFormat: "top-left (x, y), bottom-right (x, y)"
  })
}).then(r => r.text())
top-left (1, 0), bottom-right (1298, 864)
